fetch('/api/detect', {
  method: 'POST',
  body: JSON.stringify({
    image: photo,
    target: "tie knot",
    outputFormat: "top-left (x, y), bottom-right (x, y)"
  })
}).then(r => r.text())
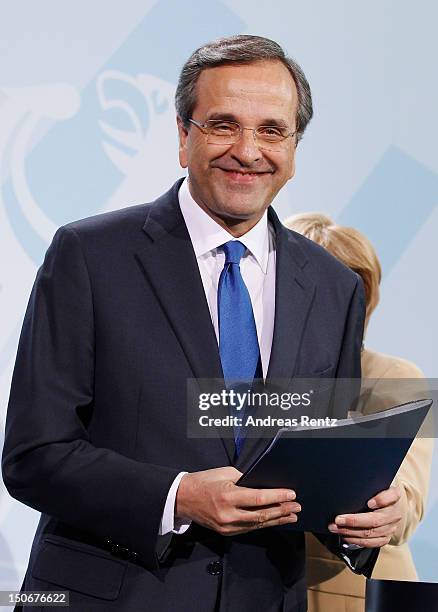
top-left (221, 240), bottom-right (246, 265)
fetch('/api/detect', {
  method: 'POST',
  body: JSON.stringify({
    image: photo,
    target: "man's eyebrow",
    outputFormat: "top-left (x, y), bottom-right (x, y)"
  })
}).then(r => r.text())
top-left (261, 118), bottom-right (291, 128)
top-left (207, 112), bottom-right (291, 128)
top-left (207, 112), bottom-right (239, 122)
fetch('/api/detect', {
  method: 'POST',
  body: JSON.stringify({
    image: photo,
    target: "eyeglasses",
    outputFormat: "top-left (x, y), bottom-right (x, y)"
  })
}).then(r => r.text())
top-left (188, 118), bottom-right (296, 152)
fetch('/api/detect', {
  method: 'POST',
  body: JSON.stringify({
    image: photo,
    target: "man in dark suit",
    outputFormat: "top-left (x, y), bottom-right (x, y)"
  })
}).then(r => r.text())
top-left (2, 35), bottom-right (403, 611)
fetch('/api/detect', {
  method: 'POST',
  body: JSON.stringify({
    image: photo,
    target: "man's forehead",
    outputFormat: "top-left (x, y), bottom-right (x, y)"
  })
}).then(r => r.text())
top-left (198, 60), bottom-right (297, 102)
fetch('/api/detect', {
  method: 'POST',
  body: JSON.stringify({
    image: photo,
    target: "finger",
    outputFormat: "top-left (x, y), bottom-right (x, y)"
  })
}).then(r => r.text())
top-left (342, 535), bottom-right (391, 548)
top-left (328, 521), bottom-right (398, 539)
top-left (367, 486), bottom-right (401, 510)
top-left (233, 486), bottom-right (296, 508)
top-left (236, 502), bottom-right (301, 526)
top-left (233, 512), bottom-right (299, 535)
top-left (333, 507), bottom-right (401, 530)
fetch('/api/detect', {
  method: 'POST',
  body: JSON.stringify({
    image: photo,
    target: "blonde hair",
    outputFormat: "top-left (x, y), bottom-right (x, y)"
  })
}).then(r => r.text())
top-left (283, 213), bottom-right (381, 328)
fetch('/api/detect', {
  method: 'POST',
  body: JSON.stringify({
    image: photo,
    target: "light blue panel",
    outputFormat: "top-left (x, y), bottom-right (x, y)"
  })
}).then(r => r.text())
top-left (363, 205), bottom-right (438, 378)
top-left (0, 1), bottom-right (156, 86)
top-left (412, 515), bottom-right (438, 582)
top-left (337, 146), bottom-right (438, 277)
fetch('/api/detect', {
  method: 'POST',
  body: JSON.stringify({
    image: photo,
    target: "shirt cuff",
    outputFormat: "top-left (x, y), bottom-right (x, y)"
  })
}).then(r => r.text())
top-left (158, 471), bottom-right (192, 535)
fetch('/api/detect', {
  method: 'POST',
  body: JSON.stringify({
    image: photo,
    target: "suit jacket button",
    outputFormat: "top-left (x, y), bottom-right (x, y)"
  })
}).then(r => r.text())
top-left (118, 546), bottom-right (130, 560)
top-left (104, 538), bottom-right (112, 550)
top-left (206, 560), bottom-right (222, 576)
top-left (110, 542), bottom-right (120, 555)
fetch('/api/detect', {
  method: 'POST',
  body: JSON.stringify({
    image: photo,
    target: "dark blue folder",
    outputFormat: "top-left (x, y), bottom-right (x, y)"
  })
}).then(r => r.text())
top-left (237, 399), bottom-right (432, 532)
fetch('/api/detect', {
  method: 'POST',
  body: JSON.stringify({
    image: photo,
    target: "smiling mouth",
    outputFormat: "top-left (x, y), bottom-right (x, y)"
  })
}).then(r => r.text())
top-left (219, 169), bottom-right (269, 175)
top-left (217, 168), bottom-right (271, 181)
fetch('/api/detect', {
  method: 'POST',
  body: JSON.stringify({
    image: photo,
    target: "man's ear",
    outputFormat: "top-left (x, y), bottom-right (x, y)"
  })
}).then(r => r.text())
top-left (288, 154), bottom-right (296, 181)
top-left (177, 116), bottom-right (189, 168)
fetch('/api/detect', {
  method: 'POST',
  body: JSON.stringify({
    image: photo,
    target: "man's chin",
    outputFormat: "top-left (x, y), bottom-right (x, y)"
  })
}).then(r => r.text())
top-left (212, 187), bottom-right (268, 213)
top-left (213, 204), bottom-right (267, 223)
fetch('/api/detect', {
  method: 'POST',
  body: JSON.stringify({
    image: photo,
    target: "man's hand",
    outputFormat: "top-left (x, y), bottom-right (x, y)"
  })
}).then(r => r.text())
top-left (175, 466), bottom-right (301, 536)
top-left (328, 486), bottom-right (403, 548)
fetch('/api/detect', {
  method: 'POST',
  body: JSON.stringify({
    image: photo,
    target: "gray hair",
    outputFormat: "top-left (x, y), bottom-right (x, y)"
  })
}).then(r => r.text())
top-left (175, 34), bottom-right (313, 143)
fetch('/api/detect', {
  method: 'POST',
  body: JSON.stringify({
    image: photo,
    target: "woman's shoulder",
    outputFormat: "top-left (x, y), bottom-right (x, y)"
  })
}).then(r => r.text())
top-left (362, 348), bottom-right (424, 379)
top-left (359, 349), bottom-right (426, 414)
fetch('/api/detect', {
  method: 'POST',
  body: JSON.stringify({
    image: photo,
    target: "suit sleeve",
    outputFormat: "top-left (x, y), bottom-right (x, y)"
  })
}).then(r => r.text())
top-left (331, 274), bottom-right (365, 417)
top-left (1, 226), bottom-right (181, 569)
top-left (315, 275), bottom-right (379, 577)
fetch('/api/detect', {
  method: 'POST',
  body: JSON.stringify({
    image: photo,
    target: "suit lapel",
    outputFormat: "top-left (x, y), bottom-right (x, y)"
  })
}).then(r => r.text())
top-left (236, 209), bottom-right (316, 471)
top-left (266, 209), bottom-right (316, 381)
top-left (135, 180), bottom-right (235, 462)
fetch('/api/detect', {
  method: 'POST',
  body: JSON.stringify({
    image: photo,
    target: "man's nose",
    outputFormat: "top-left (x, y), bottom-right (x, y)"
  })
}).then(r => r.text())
top-left (229, 128), bottom-right (262, 165)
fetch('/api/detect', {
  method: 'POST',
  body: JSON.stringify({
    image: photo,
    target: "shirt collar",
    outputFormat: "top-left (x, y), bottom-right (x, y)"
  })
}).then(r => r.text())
top-left (178, 177), bottom-right (269, 273)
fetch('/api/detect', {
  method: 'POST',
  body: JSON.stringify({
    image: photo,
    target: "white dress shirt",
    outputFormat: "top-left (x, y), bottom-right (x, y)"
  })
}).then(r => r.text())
top-left (158, 177), bottom-right (276, 535)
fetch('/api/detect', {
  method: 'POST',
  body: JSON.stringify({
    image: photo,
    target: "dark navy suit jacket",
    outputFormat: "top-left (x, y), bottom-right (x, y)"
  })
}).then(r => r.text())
top-left (2, 179), bottom-right (376, 611)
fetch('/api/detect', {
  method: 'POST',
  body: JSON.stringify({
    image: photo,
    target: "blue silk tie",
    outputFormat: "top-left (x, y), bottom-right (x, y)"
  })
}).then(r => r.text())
top-left (218, 240), bottom-right (263, 457)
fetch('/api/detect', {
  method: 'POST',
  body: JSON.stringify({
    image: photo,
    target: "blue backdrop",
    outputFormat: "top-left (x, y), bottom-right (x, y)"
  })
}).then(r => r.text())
top-left (1, 0), bottom-right (437, 596)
